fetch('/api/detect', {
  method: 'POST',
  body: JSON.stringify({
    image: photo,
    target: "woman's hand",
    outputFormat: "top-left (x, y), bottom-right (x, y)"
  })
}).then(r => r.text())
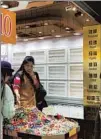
top-left (29, 72), bottom-right (39, 88)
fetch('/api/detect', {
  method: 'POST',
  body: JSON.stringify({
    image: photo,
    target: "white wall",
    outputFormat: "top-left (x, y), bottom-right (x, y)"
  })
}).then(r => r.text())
top-left (1, 35), bottom-right (83, 63)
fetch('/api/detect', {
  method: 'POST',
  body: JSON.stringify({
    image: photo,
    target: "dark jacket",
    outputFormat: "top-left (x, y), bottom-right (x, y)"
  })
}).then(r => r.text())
top-left (36, 83), bottom-right (48, 111)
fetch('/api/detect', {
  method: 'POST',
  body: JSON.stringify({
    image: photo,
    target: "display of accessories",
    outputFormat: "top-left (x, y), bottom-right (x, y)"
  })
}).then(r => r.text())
top-left (4, 107), bottom-right (79, 137)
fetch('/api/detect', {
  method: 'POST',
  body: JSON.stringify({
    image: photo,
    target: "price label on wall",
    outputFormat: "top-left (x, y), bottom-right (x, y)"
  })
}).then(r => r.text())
top-left (83, 25), bottom-right (101, 106)
top-left (0, 8), bottom-right (16, 44)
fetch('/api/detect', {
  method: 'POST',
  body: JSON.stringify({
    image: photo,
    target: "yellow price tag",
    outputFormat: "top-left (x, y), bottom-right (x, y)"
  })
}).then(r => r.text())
top-left (69, 128), bottom-right (76, 137)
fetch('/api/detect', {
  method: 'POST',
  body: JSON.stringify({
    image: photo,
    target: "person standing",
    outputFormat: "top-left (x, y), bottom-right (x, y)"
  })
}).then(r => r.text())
top-left (1, 61), bottom-right (15, 139)
top-left (12, 56), bottom-right (37, 108)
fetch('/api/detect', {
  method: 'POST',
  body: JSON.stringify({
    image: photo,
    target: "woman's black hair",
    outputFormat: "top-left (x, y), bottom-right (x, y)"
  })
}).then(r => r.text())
top-left (34, 72), bottom-right (40, 83)
top-left (1, 69), bottom-right (12, 80)
top-left (12, 56), bottom-right (36, 91)
top-left (1, 73), bottom-right (5, 99)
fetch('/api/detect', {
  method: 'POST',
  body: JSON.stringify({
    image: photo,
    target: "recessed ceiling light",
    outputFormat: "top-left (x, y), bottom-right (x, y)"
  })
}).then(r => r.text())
top-left (24, 38), bottom-right (28, 42)
top-left (25, 25), bottom-right (30, 29)
top-left (55, 35), bottom-right (61, 38)
top-left (66, 30), bottom-right (70, 33)
top-left (51, 29), bottom-right (55, 33)
top-left (73, 32), bottom-right (81, 36)
top-left (72, 7), bottom-right (76, 12)
top-left (65, 6), bottom-right (72, 12)
top-left (86, 18), bottom-right (90, 22)
top-left (65, 27), bottom-right (70, 30)
top-left (39, 31), bottom-right (42, 34)
top-left (38, 37), bottom-right (44, 40)
top-left (1, 4), bottom-right (9, 9)
top-left (44, 22), bottom-right (48, 26)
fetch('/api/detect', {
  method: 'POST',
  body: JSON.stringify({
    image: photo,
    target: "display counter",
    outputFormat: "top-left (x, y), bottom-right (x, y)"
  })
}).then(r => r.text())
top-left (4, 127), bottom-right (79, 139)
top-left (3, 107), bottom-right (80, 139)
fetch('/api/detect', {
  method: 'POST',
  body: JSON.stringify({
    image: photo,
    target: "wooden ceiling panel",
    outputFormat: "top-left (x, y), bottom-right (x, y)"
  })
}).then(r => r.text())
top-left (16, 1), bottom-right (99, 40)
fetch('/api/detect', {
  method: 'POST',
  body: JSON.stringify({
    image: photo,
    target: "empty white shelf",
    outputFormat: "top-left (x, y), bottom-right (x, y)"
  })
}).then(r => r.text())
top-left (47, 81), bottom-right (68, 97)
top-left (35, 65), bottom-right (47, 79)
top-left (68, 64), bottom-right (83, 80)
top-left (30, 50), bottom-right (46, 64)
top-left (69, 48), bottom-right (83, 63)
top-left (47, 65), bottom-right (68, 80)
top-left (12, 52), bottom-right (26, 64)
top-left (68, 81), bottom-right (83, 98)
top-left (47, 48), bottom-right (67, 63)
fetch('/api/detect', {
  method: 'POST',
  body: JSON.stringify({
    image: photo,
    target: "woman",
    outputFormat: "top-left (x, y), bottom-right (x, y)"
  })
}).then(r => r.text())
top-left (1, 61), bottom-right (15, 119)
top-left (1, 61), bottom-right (15, 139)
top-left (12, 56), bottom-right (38, 108)
top-left (34, 72), bottom-right (48, 111)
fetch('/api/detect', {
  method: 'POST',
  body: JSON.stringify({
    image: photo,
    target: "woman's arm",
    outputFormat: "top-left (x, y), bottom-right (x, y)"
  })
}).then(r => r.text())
top-left (13, 76), bottom-right (21, 105)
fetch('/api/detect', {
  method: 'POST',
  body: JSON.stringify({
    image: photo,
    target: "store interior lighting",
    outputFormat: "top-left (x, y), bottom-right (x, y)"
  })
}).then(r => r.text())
top-left (44, 22), bottom-right (48, 26)
top-left (1, 1), bottom-right (19, 9)
top-left (1, 4), bottom-right (9, 9)
top-left (73, 32), bottom-right (82, 36)
top-left (72, 7), bottom-right (77, 12)
top-left (55, 35), bottom-right (61, 38)
top-left (25, 25), bottom-right (30, 29)
top-left (51, 29), bottom-right (55, 33)
top-left (15, 1), bottom-right (98, 41)
top-left (75, 11), bottom-right (84, 17)
top-left (39, 32), bottom-right (42, 34)
top-left (86, 18), bottom-right (90, 22)
top-left (23, 38), bottom-right (28, 42)
top-left (65, 27), bottom-right (70, 30)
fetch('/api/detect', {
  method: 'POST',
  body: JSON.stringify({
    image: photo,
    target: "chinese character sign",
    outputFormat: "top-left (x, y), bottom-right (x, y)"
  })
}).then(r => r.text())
top-left (83, 25), bottom-right (101, 106)
top-left (0, 8), bottom-right (16, 44)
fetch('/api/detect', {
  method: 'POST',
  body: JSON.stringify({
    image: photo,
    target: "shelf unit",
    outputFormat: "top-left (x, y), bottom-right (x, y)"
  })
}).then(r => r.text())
top-left (35, 65), bottom-right (47, 80)
top-left (47, 64), bottom-right (68, 80)
top-left (12, 52), bottom-right (26, 65)
top-left (47, 48), bottom-right (67, 63)
top-left (30, 50), bottom-right (47, 64)
top-left (68, 81), bottom-right (83, 99)
top-left (68, 64), bottom-right (83, 81)
top-left (69, 47), bottom-right (83, 63)
top-left (47, 81), bottom-right (68, 97)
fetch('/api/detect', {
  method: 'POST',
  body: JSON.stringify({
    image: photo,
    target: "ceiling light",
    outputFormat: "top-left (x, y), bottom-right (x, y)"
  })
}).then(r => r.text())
top-left (73, 32), bottom-right (81, 36)
top-left (51, 29), bottom-right (55, 33)
top-left (44, 22), bottom-right (48, 26)
top-left (86, 18), bottom-right (90, 22)
top-left (75, 11), bottom-right (83, 17)
top-left (55, 35), bottom-right (61, 38)
top-left (24, 38), bottom-right (28, 42)
top-left (25, 25), bottom-right (30, 29)
top-left (72, 7), bottom-right (76, 12)
top-left (39, 31), bottom-right (42, 34)
top-left (1, 4), bottom-right (9, 9)
top-left (65, 27), bottom-right (70, 30)
top-left (38, 37), bottom-right (44, 40)
top-left (65, 6), bottom-right (72, 12)
top-left (66, 30), bottom-right (70, 33)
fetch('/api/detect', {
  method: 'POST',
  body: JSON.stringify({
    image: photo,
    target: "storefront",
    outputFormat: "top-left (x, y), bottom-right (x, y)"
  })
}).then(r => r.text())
top-left (1, 1), bottom-right (101, 139)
